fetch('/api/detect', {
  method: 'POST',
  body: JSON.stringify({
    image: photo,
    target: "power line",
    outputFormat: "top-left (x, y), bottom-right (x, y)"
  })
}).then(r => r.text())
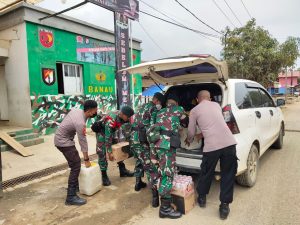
top-left (223, 0), bottom-right (243, 26)
top-left (240, 0), bottom-right (252, 19)
top-left (138, 22), bottom-right (169, 57)
top-left (140, 0), bottom-right (182, 25)
top-left (212, 0), bottom-right (236, 28)
top-left (173, 0), bottom-right (222, 35)
top-left (140, 10), bottom-right (221, 39)
top-left (139, 0), bottom-right (221, 45)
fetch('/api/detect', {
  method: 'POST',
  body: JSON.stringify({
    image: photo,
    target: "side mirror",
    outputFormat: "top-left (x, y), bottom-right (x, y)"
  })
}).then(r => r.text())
top-left (276, 99), bottom-right (285, 107)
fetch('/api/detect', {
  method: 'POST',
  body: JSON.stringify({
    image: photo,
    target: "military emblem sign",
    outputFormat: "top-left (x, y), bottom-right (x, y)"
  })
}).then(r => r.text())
top-left (42, 68), bottom-right (55, 86)
top-left (39, 28), bottom-right (54, 48)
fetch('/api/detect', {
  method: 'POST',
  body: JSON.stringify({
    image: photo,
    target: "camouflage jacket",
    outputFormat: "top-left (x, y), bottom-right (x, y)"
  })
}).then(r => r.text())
top-left (96, 111), bottom-right (126, 153)
top-left (148, 105), bottom-right (185, 150)
top-left (130, 102), bottom-right (157, 144)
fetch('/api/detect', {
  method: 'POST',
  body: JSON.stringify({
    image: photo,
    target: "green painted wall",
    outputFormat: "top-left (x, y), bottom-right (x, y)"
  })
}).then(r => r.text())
top-left (26, 22), bottom-right (141, 96)
top-left (26, 22), bottom-right (142, 134)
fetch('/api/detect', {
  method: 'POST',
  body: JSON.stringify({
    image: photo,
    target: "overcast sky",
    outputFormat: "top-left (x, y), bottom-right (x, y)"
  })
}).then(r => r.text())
top-left (37, 0), bottom-right (300, 67)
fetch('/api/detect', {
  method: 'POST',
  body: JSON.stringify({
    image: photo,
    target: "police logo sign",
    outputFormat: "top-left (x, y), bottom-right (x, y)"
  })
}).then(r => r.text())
top-left (42, 68), bottom-right (55, 86)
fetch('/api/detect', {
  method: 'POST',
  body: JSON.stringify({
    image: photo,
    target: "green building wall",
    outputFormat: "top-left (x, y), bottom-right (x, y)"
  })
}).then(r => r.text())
top-left (26, 22), bottom-right (142, 134)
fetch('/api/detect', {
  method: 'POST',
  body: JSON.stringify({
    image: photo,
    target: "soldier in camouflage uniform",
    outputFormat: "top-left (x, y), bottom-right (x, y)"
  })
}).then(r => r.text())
top-left (130, 92), bottom-right (165, 192)
top-left (92, 106), bottom-right (135, 186)
top-left (148, 94), bottom-right (186, 219)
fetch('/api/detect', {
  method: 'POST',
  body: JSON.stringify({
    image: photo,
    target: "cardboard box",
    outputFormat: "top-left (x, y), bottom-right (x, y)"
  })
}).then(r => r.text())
top-left (172, 192), bottom-right (195, 215)
top-left (112, 142), bottom-right (130, 162)
top-left (171, 182), bottom-right (195, 197)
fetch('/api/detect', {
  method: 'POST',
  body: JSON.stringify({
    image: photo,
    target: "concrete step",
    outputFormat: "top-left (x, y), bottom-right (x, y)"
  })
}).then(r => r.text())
top-left (7, 128), bottom-right (34, 137)
top-left (0, 137), bottom-right (44, 152)
top-left (0, 133), bottom-right (40, 145)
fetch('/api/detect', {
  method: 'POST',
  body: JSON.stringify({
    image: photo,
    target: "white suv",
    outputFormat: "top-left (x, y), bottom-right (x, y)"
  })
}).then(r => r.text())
top-left (124, 55), bottom-right (285, 187)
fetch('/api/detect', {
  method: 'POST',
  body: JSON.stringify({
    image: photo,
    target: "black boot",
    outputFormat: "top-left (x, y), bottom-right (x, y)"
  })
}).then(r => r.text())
top-left (152, 188), bottom-right (159, 208)
top-left (159, 198), bottom-right (182, 219)
top-left (219, 203), bottom-right (230, 220)
top-left (65, 187), bottom-right (87, 206)
top-left (101, 171), bottom-right (111, 186)
top-left (118, 162), bottom-right (134, 177)
top-left (135, 177), bottom-right (147, 191)
top-left (198, 195), bottom-right (206, 208)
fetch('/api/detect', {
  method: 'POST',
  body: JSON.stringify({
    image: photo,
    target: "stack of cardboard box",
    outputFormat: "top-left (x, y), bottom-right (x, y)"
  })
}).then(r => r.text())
top-left (171, 175), bottom-right (196, 214)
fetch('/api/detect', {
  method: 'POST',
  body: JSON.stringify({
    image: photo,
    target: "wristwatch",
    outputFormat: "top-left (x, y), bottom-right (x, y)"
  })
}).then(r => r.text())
top-left (84, 158), bottom-right (90, 162)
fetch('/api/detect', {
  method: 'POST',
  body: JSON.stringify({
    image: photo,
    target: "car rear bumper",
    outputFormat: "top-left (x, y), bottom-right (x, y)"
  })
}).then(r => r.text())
top-left (176, 148), bottom-right (203, 173)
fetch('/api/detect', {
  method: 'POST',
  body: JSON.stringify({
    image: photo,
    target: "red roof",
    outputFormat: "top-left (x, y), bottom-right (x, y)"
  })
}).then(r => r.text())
top-left (278, 70), bottom-right (300, 78)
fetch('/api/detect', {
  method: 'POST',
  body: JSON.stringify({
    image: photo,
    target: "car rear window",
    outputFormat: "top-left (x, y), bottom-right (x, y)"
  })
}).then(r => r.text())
top-left (156, 63), bottom-right (217, 78)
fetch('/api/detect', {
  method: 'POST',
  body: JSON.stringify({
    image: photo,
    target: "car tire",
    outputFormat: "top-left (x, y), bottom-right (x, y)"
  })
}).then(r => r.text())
top-left (272, 125), bottom-right (284, 149)
top-left (236, 145), bottom-right (259, 187)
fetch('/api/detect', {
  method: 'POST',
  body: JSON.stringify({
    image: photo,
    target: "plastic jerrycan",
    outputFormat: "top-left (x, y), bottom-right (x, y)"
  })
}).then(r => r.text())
top-left (79, 162), bottom-right (102, 196)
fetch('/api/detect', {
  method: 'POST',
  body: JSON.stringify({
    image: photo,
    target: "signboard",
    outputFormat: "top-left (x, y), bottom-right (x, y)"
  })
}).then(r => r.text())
top-left (39, 28), bottom-right (54, 48)
top-left (76, 35), bottom-right (115, 66)
top-left (42, 68), bottom-right (55, 86)
top-left (115, 12), bottom-right (130, 106)
top-left (88, 0), bottom-right (139, 20)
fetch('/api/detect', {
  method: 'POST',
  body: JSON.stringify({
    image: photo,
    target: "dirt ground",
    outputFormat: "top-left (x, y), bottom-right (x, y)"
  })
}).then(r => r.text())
top-left (1, 103), bottom-right (300, 225)
top-left (0, 158), bottom-right (151, 225)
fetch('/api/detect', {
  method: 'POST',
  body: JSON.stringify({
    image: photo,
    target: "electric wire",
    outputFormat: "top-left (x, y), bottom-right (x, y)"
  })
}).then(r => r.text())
top-left (223, 0), bottom-right (243, 26)
top-left (174, 0), bottom-right (222, 35)
top-left (212, 0), bottom-right (236, 27)
top-left (138, 22), bottom-right (169, 57)
top-left (240, 0), bottom-right (252, 19)
top-left (140, 10), bottom-right (221, 39)
top-left (139, 0), bottom-right (221, 44)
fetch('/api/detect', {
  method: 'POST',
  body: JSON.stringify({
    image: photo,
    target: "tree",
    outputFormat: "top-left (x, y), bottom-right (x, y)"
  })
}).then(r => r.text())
top-left (279, 37), bottom-right (300, 69)
top-left (221, 19), bottom-right (299, 87)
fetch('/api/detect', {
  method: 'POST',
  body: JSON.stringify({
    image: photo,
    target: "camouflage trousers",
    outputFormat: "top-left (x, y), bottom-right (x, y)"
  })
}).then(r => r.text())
top-left (132, 143), bottom-right (158, 184)
top-left (96, 144), bottom-right (109, 171)
top-left (151, 147), bottom-right (176, 199)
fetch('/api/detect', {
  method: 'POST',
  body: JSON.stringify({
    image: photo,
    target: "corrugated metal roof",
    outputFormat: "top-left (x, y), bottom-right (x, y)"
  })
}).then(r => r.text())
top-left (0, 0), bottom-right (43, 11)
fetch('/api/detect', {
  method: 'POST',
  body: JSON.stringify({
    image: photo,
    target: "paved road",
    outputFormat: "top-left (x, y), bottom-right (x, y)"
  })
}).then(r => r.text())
top-left (0, 103), bottom-right (300, 225)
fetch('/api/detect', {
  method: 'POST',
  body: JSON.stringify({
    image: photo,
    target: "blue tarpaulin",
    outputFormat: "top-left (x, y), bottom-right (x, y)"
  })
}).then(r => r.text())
top-left (142, 84), bottom-right (165, 96)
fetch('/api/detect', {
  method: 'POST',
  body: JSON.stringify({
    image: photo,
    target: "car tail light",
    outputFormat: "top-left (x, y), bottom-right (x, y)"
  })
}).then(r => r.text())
top-left (223, 105), bottom-right (240, 134)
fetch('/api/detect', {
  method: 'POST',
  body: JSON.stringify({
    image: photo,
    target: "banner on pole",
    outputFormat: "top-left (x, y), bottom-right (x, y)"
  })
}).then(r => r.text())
top-left (89, 0), bottom-right (139, 20)
top-left (115, 12), bottom-right (131, 107)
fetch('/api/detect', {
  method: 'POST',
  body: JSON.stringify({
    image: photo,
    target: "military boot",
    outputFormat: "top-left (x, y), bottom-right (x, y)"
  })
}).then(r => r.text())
top-left (135, 177), bottom-right (147, 191)
top-left (118, 161), bottom-right (134, 177)
top-left (65, 187), bottom-right (87, 206)
top-left (159, 198), bottom-right (182, 219)
top-left (152, 188), bottom-right (159, 208)
top-left (101, 171), bottom-right (111, 186)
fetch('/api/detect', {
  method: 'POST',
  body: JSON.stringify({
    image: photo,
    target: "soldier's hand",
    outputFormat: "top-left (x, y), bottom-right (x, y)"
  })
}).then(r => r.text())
top-left (84, 160), bottom-right (91, 168)
top-left (107, 152), bottom-right (115, 161)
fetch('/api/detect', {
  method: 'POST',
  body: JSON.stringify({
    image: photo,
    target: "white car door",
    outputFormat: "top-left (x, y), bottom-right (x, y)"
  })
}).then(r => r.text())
top-left (259, 89), bottom-right (281, 142)
top-left (247, 87), bottom-right (272, 154)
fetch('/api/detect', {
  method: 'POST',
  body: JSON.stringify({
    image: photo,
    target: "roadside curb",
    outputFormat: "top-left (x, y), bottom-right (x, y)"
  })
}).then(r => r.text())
top-left (2, 153), bottom-right (98, 190)
top-left (285, 129), bottom-right (300, 133)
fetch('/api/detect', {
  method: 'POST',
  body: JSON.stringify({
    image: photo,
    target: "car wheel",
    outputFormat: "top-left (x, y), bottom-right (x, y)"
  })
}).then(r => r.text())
top-left (236, 145), bottom-right (259, 187)
top-left (272, 125), bottom-right (284, 149)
